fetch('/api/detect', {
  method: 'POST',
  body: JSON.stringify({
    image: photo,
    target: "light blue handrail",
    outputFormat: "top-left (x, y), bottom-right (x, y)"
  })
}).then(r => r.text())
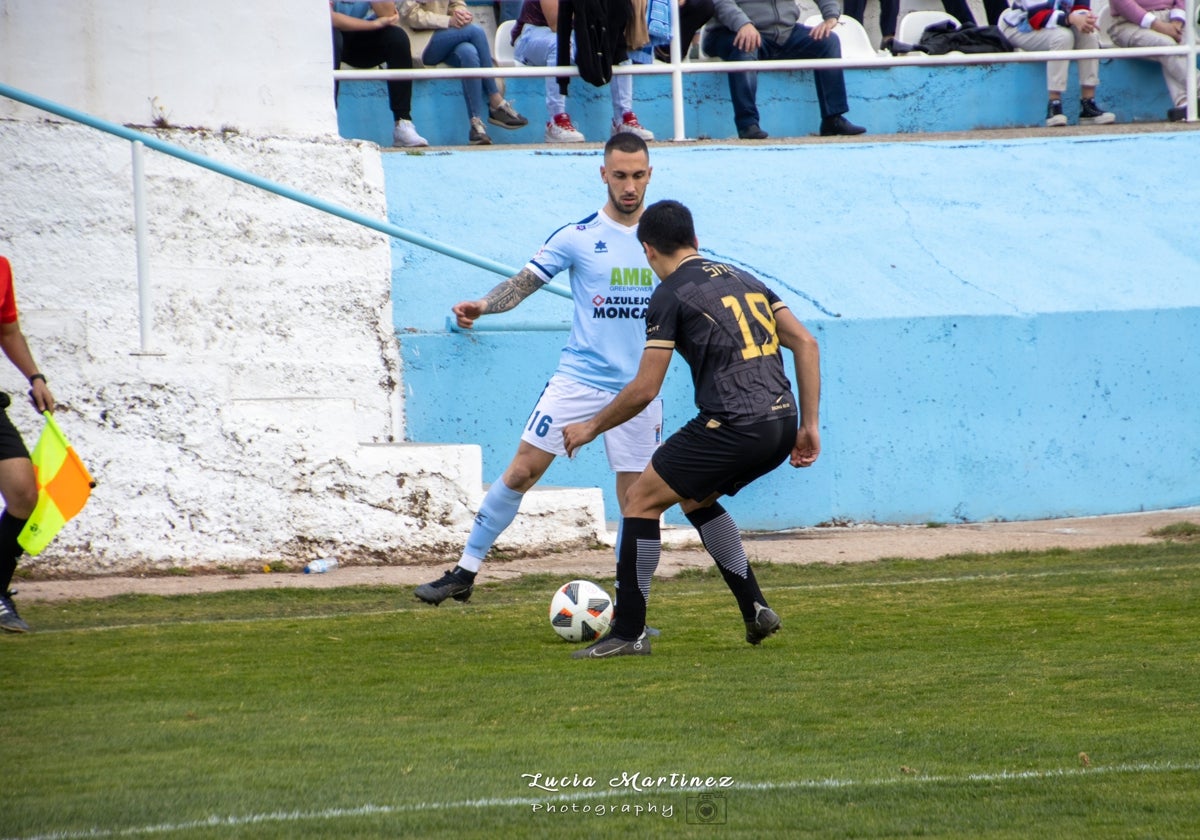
top-left (0, 82), bottom-right (572, 301)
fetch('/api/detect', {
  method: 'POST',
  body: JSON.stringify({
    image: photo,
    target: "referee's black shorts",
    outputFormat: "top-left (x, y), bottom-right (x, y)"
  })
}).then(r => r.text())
top-left (651, 414), bottom-right (797, 503)
top-left (0, 394), bottom-right (31, 461)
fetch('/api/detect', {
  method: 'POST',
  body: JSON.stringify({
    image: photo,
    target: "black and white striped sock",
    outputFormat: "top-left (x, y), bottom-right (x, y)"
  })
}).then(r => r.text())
top-left (687, 503), bottom-right (765, 622)
top-left (611, 516), bottom-right (660, 640)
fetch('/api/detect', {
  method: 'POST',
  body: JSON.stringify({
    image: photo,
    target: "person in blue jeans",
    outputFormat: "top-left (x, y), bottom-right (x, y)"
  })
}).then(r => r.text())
top-left (703, 0), bottom-right (867, 139)
top-left (400, 0), bottom-right (528, 144)
top-left (332, 1), bottom-right (429, 147)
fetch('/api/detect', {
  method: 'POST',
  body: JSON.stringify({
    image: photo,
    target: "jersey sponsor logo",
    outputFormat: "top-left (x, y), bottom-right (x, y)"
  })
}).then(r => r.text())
top-left (610, 267), bottom-right (654, 287)
top-left (592, 301), bottom-right (649, 320)
top-left (594, 239), bottom-right (608, 253)
top-left (594, 295), bottom-right (649, 306)
top-left (592, 293), bottom-right (652, 321)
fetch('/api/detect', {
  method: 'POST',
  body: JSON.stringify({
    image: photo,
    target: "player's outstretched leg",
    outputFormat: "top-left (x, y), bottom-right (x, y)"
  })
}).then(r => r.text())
top-left (413, 479), bottom-right (525, 605)
top-left (686, 503), bottom-right (780, 644)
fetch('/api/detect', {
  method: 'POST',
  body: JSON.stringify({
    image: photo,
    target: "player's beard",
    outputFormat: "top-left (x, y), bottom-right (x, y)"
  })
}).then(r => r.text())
top-left (608, 184), bottom-right (645, 219)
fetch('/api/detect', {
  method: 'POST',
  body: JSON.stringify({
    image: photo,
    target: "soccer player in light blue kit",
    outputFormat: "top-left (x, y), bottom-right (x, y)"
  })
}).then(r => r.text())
top-left (415, 133), bottom-right (661, 605)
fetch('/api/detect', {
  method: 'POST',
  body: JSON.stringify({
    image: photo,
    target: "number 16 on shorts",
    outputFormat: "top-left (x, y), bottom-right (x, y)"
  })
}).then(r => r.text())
top-left (527, 410), bottom-right (552, 438)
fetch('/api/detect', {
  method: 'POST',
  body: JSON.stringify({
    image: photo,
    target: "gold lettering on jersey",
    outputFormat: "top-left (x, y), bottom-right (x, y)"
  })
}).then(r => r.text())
top-left (701, 262), bottom-right (736, 278)
top-left (720, 293), bottom-right (780, 360)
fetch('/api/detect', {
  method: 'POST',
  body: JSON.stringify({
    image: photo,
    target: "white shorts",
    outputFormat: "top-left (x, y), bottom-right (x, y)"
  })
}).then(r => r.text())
top-left (521, 374), bottom-right (663, 473)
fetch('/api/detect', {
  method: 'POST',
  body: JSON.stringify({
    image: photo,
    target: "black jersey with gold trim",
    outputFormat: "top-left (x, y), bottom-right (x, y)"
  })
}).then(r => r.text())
top-left (645, 257), bottom-right (797, 426)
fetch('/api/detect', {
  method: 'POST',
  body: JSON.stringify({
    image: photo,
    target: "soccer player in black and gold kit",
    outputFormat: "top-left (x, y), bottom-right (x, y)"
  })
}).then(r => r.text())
top-left (563, 200), bottom-right (821, 658)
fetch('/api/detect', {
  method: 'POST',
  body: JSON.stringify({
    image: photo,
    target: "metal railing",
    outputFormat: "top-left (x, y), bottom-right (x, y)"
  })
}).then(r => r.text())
top-left (335, 4), bottom-right (1199, 141)
top-left (0, 82), bottom-right (572, 353)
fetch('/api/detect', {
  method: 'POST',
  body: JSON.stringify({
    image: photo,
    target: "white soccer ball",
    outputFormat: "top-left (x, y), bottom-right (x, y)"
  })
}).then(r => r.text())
top-left (549, 579), bottom-right (614, 642)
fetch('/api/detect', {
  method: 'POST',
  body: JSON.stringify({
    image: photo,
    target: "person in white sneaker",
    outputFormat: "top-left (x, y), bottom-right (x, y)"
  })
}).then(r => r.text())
top-left (0, 256), bottom-right (56, 634)
top-left (399, 0), bottom-right (529, 145)
top-left (331, 2), bottom-right (429, 147)
top-left (999, 0), bottom-right (1117, 127)
top-left (511, 0), bottom-right (655, 142)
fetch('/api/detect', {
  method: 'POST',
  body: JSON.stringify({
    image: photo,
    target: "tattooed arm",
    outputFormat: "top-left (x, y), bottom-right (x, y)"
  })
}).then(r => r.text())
top-left (451, 268), bottom-right (545, 328)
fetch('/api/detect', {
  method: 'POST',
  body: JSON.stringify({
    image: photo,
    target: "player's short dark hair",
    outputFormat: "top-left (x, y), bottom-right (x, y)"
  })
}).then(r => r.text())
top-left (604, 131), bottom-right (649, 159)
top-left (637, 200), bottom-right (695, 254)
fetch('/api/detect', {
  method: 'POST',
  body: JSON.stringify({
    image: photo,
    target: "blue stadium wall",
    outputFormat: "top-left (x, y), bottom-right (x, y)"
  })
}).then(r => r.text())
top-left (340, 66), bottom-right (1200, 529)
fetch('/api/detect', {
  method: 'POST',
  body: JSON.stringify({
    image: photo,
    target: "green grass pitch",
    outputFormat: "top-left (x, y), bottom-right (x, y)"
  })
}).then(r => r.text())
top-left (3, 542), bottom-right (1198, 839)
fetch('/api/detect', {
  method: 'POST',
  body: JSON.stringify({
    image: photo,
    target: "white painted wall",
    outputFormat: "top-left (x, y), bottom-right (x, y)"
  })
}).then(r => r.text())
top-left (3, 121), bottom-right (450, 571)
top-left (0, 0), bottom-right (338, 138)
top-left (0, 0), bottom-right (610, 573)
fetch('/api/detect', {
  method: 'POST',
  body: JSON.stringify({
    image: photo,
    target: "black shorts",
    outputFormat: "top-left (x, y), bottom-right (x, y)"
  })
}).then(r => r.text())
top-left (0, 397), bottom-right (30, 461)
top-left (651, 414), bottom-right (796, 503)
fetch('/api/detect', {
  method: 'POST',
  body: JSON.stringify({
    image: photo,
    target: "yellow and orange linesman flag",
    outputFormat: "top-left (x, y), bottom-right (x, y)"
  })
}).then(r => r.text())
top-left (17, 412), bottom-right (96, 556)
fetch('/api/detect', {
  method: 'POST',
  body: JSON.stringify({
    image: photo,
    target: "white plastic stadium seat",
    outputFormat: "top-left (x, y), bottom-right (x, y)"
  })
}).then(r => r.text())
top-left (802, 14), bottom-right (882, 60)
top-left (494, 19), bottom-right (516, 67)
top-left (896, 10), bottom-right (958, 46)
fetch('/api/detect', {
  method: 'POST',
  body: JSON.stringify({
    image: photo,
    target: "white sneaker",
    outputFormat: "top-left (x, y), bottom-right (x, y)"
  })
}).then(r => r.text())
top-left (545, 113), bottom-right (585, 143)
top-left (612, 112), bottom-right (654, 141)
top-left (393, 119), bottom-right (429, 148)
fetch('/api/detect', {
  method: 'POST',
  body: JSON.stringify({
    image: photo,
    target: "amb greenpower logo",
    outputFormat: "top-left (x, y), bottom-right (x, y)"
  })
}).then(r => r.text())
top-left (594, 267), bottom-right (653, 319)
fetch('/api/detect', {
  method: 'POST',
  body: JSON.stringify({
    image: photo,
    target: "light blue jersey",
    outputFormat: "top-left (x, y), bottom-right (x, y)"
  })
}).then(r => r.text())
top-left (526, 209), bottom-right (657, 394)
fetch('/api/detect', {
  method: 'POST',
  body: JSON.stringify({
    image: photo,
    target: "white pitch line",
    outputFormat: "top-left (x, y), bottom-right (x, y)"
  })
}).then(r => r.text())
top-left (7, 761), bottom-right (1199, 840)
top-left (31, 560), bottom-right (1200, 637)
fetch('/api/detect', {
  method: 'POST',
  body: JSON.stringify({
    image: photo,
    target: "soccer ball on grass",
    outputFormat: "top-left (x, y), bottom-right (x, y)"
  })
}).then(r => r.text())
top-left (549, 579), bottom-right (614, 642)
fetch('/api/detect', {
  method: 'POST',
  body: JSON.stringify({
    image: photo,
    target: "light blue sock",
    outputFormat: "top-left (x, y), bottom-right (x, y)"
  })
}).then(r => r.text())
top-left (460, 479), bottom-right (524, 572)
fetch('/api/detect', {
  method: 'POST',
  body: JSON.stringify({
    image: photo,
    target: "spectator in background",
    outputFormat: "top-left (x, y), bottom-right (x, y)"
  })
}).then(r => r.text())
top-left (1108, 0), bottom-right (1199, 120)
top-left (512, 0), bottom-right (656, 142)
top-left (999, 0), bottom-right (1117, 127)
top-left (332, 2), bottom-right (429, 147)
top-left (703, 0), bottom-right (867, 139)
top-left (399, 0), bottom-right (529, 144)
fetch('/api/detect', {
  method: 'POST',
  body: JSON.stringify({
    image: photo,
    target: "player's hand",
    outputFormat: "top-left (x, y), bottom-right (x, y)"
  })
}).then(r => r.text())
top-left (28, 379), bottom-right (55, 414)
top-left (733, 23), bottom-right (761, 53)
top-left (374, 12), bottom-right (400, 27)
top-left (790, 426), bottom-right (820, 468)
top-left (451, 299), bottom-right (487, 328)
top-left (562, 421), bottom-right (597, 459)
top-left (810, 17), bottom-right (838, 39)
